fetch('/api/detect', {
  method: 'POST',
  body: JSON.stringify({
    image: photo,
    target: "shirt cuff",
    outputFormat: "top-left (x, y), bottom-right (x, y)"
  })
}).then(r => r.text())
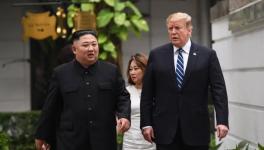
top-left (142, 126), bottom-right (152, 129)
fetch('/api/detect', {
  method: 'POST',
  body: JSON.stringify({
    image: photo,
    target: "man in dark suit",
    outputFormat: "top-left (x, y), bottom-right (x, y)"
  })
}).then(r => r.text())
top-left (35, 29), bottom-right (131, 150)
top-left (140, 12), bottom-right (229, 150)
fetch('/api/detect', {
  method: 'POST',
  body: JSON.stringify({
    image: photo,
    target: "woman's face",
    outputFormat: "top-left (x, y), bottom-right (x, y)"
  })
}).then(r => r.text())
top-left (129, 60), bottom-right (144, 85)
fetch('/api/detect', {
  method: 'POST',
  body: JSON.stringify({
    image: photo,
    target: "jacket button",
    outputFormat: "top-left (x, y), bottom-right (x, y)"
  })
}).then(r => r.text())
top-left (88, 107), bottom-right (92, 111)
top-left (87, 94), bottom-right (91, 98)
top-left (86, 82), bottom-right (90, 85)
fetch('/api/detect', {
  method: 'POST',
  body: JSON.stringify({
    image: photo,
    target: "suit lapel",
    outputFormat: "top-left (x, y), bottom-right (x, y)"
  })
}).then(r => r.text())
top-left (182, 42), bottom-right (199, 89)
top-left (164, 43), bottom-right (181, 91)
top-left (168, 44), bottom-right (177, 82)
top-left (159, 43), bottom-right (178, 89)
top-left (167, 43), bottom-right (179, 86)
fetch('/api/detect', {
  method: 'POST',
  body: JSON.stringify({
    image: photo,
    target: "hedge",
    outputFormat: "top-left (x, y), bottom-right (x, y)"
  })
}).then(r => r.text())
top-left (0, 111), bottom-right (123, 150)
top-left (0, 111), bottom-right (40, 150)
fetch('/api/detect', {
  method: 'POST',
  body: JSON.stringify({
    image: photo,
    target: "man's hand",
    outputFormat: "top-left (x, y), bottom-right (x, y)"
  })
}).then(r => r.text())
top-left (117, 118), bottom-right (130, 133)
top-left (216, 124), bottom-right (229, 141)
top-left (142, 127), bottom-right (155, 143)
top-left (35, 139), bottom-right (50, 150)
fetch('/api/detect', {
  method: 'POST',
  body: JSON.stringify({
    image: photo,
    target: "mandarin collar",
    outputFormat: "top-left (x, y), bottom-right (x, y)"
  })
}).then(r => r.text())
top-left (74, 59), bottom-right (98, 75)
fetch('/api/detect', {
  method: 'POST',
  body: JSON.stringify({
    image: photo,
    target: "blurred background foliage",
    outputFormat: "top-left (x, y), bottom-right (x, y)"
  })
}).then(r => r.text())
top-left (0, 111), bottom-right (126, 150)
top-left (65, 0), bottom-right (149, 61)
top-left (0, 112), bottom-right (40, 150)
top-left (30, 0), bottom-right (149, 110)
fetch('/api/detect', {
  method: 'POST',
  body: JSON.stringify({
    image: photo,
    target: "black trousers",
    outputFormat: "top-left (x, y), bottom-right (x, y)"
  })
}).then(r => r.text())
top-left (156, 125), bottom-right (208, 150)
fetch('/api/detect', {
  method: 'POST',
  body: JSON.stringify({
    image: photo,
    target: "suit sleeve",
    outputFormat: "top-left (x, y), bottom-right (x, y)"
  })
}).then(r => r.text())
top-left (35, 70), bottom-right (62, 143)
top-left (115, 68), bottom-right (131, 121)
top-left (209, 50), bottom-right (229, 127)
top-left (140, 51), bottom-right (155, 129)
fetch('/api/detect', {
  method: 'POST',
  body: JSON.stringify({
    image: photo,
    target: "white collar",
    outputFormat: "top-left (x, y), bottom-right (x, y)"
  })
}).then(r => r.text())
top-left (173, 38), bottom-right (191, 54)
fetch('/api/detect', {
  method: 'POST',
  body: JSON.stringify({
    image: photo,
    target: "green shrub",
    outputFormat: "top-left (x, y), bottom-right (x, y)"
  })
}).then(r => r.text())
top-left (232, 141), bottom-right (264, 150)
top-left (0, 131), bottom-right (9, 150)
top-left (209, 139), bottom-right (264, 150)
top-left (209, 134), bottom-right (222, 150)
top-left (0, 111), bottom-right (124, 150)
top-left (258, 143), bottom-right (264, 150)
top-left (117, 133), bottom-right (123, 150)
top-left (232, 140), bottom-right (249, 150)
top-left (0, 111), bottom-right (40, 150)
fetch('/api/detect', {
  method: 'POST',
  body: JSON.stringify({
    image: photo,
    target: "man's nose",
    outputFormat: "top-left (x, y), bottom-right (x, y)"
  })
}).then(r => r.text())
top-left (171, 28), bottom-right (178, 33)
top-left (87, 45), bottom-right (94, 51)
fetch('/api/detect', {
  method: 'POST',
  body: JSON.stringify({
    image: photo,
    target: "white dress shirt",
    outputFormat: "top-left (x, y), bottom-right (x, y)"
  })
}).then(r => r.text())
top-left (173, 38), bottom-right (191, 73)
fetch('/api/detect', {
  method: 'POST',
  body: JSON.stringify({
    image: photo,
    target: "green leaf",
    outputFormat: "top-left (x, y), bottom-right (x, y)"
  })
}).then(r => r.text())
top-left (67, 4), bottom-right (79, 12)
top-left (110, 50), bottom-right (117, 59)
top-left (104, 0), bottom-right (116, 7)
top-left (114, 12), bottom-right (126, 26)
top-left (124, 20), bottom-right (131, 27)
top-left (68, 11), bottom-right (76, 18)
top-left (109, 25), bottom-right (127, 40)
top-left (97, 9), bottom-right (114, 27)
top-left (138, 19), bottom-right (149, 31)
top-left (0, 132), bottom-right (9, 150)
top-left (99, 52), bottom-right (107, 60)
top-left (237, 140), bottom-right (248, 149)
top-left (109, 25), bottom-right (120, 34)
top-left (81, 3), bottom-right (94, 11)
top-left (116, 133), bottom-right (123, 144)
top-left (131, 25), bottom-right (141, 37)
top-left (114, 2), bottom-right (125, 11)
top-left (98, 33), bottom-right (108, 44)
top-left (103, 41), bottom-right (115, 53)
top-left (67, 4), bottom-right (79, 28)
top-left (258, 143), bottom-right (264, 150)
top-left (67, 16), bottom-right (74, 28)
top-left (116, 27), bottom-right (128, 41)
top-left (209, 134), bottom-right (222, 150)
top-left (125, 1), bottom-right (142, 17)
top-left (130, 15), bottom-right (140, 26)
top-left (130, 15), bottom-right (149, 32)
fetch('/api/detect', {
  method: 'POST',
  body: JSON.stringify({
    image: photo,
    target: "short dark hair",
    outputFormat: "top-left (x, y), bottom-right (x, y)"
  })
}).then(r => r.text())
top-left (71, 29), bottom-right (98, 43)
top-left (127, 53), bottom-right (148, 85)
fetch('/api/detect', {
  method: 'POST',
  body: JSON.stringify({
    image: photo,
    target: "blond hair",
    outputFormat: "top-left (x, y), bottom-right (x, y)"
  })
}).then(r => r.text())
top-left (166, 12), bottom-right (193, 30)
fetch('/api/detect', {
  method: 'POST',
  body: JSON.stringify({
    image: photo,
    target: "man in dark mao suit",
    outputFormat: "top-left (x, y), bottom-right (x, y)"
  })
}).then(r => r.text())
top-left (140, 12), bottom-right (229, 150)
top-left (35, 30), bottom-right (131, 150)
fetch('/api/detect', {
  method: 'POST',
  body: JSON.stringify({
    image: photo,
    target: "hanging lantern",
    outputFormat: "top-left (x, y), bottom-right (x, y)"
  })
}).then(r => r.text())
top-left (74, 11), bottom-right (96, 31)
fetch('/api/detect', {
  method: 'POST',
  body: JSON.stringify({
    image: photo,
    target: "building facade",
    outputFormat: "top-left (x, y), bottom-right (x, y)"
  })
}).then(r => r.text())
top-left (0, 0), bottom-right (31, 111)
top-left (211, 0), bottom-right (264, 149)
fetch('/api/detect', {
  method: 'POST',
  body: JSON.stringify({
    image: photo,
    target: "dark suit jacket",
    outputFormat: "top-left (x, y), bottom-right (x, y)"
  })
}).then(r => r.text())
top-left (35, 60), bottom-right (131, 150)
top-left (140, 42), bottom-right (228, 146)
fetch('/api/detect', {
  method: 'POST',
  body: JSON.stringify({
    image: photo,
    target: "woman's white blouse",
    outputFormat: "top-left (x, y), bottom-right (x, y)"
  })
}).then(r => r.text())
top-left (122, 85), bottom-right (156, 150)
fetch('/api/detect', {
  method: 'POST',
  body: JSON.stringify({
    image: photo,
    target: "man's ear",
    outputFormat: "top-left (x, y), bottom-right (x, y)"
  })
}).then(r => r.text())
top-left (72, 45), bottom-right (77, 54)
